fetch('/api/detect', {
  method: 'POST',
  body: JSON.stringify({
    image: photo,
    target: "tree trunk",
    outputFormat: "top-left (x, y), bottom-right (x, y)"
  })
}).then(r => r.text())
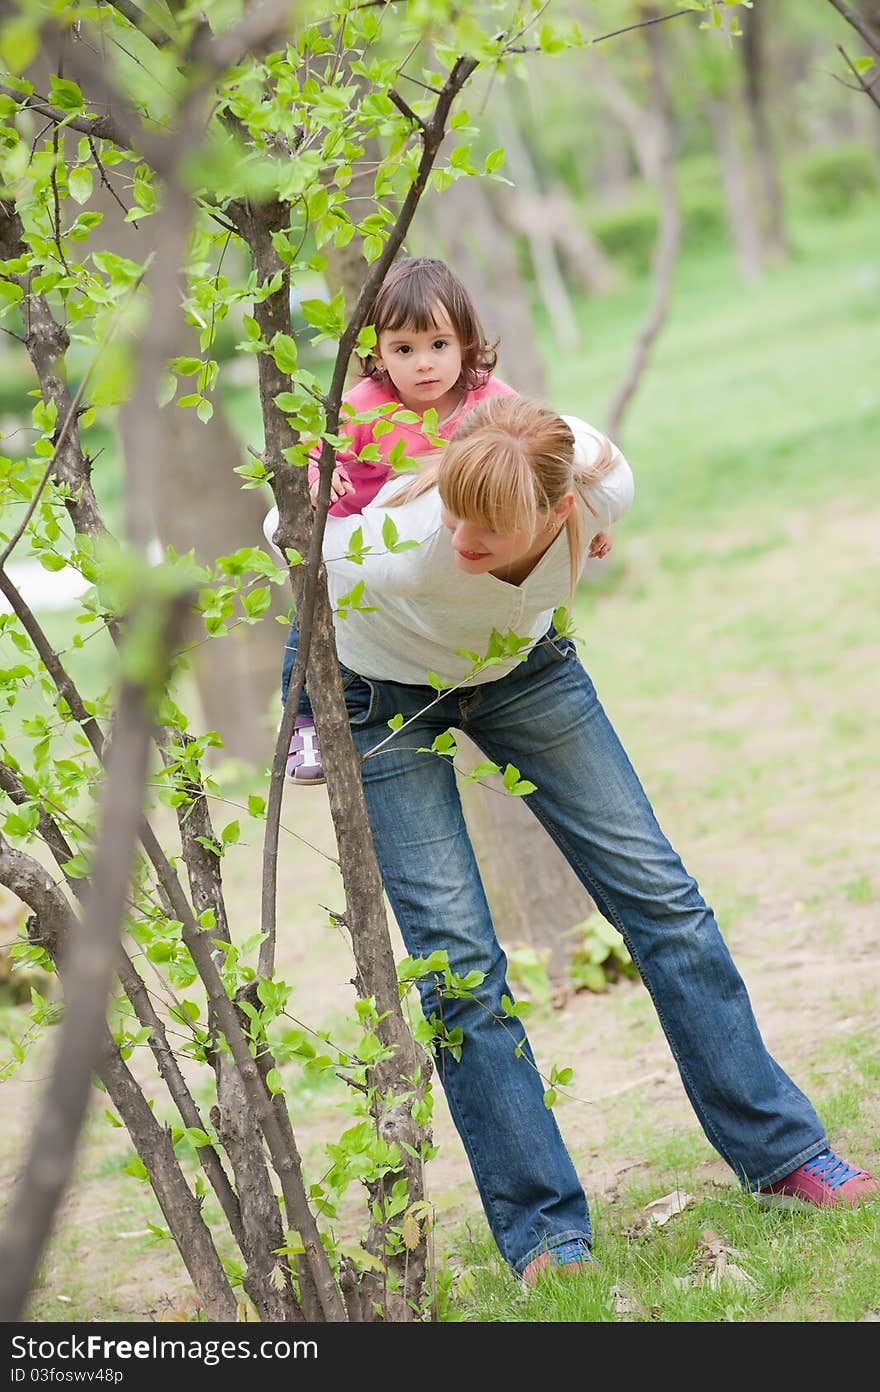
top-left (706, 96), bottom-right (764, 283)
top-left (141, 385), bottom-right (289, 766)
top-left (491, 90), bottom-right (581, 346)
top-left (741, 1), bottom-right (788, 263)
top-left (454, 733), bottom-right (593, 1008)
top-left (414, 171), bottom-right (546, 392)
top-left (543, 180), bottom-right (620, 297)
top-left (605, 9), bottom-right (681, 442)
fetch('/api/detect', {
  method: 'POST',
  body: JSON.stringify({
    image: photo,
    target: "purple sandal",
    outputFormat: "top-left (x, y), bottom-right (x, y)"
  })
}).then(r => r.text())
top-left (286, 716), bottom-right (325, 785)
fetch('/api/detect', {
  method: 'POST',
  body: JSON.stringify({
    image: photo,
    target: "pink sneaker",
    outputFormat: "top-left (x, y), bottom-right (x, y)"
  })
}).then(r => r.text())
top-left (286, 717), bottom-right (325, 785)
top-left (521, 1239), bottom-right (594, 1287)
top-left (758, 1149), bottom-right (880, 1210)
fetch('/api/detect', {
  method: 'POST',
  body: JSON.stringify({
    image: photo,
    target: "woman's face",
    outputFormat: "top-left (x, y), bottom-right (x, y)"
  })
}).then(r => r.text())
top-left (441, 497), bottom-right (573, 582)
top-left (440, 508), bottom-right (535, 575)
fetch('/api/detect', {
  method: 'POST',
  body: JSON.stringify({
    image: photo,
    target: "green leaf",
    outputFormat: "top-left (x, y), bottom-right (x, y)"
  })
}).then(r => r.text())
top-left (484, 148), bottom-right (505, 174)
top-left (338, 1243), bottom-right (385, 1274)
top-left (356, 324), bottom-right (377, 357)
top-left (48, 76), bottom-right (84, 113)
top-left (38, 553), bottom-right (68, 573)
top-left (122, 1156), bottom-right (149, 1181)
top-left (270, 333), bottom-right (298, 374)
top-left (430, 729), bottom-right (457, 756)
top-left (265, 1069), bottom-right (284, 1095)
top-left (68, 167), bottom-right (93, 205)
top-left (0, 282), bottom-right (24, 307)
top-left (0, 19), bottom-right (39, 73)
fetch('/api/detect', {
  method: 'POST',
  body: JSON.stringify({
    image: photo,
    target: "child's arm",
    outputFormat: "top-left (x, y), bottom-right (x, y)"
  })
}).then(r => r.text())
top-left (588, 530), bottom-right (612, 560)
top-left (308, 465), bottom-right (354, 508)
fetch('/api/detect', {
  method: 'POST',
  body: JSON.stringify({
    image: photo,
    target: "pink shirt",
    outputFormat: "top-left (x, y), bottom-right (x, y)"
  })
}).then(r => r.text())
top-left (308, 374), bottom-right (518, 518)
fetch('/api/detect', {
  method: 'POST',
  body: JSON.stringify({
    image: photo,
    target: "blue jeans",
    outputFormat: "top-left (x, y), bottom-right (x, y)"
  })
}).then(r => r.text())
top-left (283, 627), bottom-right (827, 1275)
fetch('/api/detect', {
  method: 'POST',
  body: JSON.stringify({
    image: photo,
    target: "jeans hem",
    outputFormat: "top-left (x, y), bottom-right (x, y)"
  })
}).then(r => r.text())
top-left (516, 1228), bottom-right (592, 1277)
top-left (743, 1137), bottom-right (830, 1193)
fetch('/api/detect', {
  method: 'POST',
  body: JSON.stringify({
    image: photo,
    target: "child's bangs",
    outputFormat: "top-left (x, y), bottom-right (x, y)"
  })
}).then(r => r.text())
top-left (380, 279), bottom-right (446, 335)
top-left (439, 440), bottom-right (538, 537)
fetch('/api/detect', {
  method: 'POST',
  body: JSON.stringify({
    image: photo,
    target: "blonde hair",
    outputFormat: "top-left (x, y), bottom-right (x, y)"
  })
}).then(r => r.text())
top-left (387, 397), bottom-right (617, 596)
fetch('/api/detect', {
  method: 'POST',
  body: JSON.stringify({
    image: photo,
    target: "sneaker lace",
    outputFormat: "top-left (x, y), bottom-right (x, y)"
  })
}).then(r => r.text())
top-left (803, 1149), bottom-right (862, 1189)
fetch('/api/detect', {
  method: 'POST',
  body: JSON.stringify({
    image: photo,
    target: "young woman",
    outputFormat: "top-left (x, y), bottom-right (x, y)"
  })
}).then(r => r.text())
top-left (279, 395), bottom-right (879, 1284)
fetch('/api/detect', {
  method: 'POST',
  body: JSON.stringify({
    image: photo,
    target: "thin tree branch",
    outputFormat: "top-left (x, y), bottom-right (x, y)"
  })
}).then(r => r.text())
top-left (504, 6), bottom-right (695, 54)
top-left (101, 0), bottom-right (176, 48)
top-left (88, 134), bottom-right (136, 223)
top-left (827, 0), bottom-right (880, 58)
top-left (0, 274), bottom-right (141, 568)
top-left (387, 88), bottom-right (427, 132)
top-left (0, 83), bottom-right (134, 146)
top-left (838, 43), bottom-right (880, 109)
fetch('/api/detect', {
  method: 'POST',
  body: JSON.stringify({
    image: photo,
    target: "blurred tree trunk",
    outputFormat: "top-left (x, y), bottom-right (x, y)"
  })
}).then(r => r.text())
top-left (741, 1), bottom-right (788, 263)
top-left (541, 179), bottom-right (620, 298)
top-left (603, 8), bottom-right (681, 441)
top-left (706, 96), bottom-right (764, 282)
top-left (414, 172), bottom-right (546, 391)
top-left (491, 90), bottom-right (581, 346)
top-left (139, 372), bottom-right (286, 764)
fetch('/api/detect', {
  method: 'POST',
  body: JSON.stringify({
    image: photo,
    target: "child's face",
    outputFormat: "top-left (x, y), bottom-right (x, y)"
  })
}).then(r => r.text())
top-left (375, 306), bottom-right (464, 416)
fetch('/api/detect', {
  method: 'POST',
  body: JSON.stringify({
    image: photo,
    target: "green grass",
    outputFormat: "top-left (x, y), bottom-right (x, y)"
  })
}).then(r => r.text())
top-left (442, 1029), bottom-right (880, 1323)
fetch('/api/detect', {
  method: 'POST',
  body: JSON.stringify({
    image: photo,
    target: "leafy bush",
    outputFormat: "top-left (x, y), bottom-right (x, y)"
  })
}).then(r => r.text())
top-left (790, 142), bottom-right (880, 216)
top-left (588, 185), bottom-right (726, 275)
top-left (568, 914), bottom-right (638, 993)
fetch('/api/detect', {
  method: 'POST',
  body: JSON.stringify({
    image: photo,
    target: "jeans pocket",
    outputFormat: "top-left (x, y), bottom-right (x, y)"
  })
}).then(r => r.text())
top-left (339, 664), bottom-right (378, 727)
top-left (543, 630), bottom-right (577, 663)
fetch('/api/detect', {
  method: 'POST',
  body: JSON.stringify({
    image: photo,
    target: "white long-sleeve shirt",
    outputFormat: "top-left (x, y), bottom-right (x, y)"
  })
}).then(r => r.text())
top-left (264, 415), bottom-right (634, 687)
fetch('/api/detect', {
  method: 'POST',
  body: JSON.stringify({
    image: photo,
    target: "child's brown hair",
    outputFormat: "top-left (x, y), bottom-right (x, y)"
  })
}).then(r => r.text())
top-left (361, 256), bottom-right (498, 390)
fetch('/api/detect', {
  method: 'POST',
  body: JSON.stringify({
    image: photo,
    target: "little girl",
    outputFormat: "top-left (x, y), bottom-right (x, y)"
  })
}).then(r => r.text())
top-left (272, 255), bottom-right (611, 783)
